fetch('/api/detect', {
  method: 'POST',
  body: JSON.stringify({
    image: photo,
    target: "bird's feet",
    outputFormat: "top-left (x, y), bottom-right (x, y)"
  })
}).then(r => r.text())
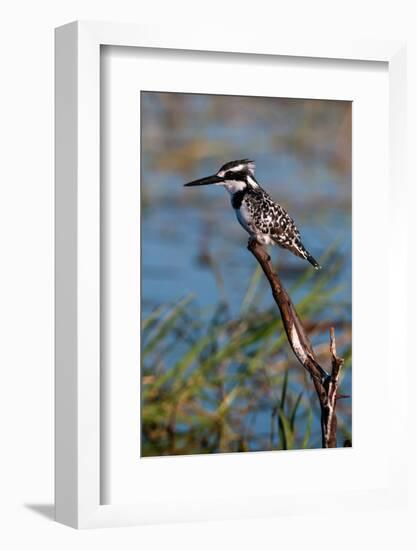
top-left (247, 238), bottom-right (271, 261)
top-left (247, 237), bottom-right (257, 250)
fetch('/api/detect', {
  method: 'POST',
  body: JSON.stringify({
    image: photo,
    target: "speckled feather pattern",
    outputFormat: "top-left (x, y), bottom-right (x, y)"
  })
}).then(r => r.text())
top-left (234, 186), bottom-right (314, 263)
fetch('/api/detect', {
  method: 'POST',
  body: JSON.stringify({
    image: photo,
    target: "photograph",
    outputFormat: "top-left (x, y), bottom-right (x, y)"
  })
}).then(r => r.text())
top-left (140, 91), bottom-right (352, 457)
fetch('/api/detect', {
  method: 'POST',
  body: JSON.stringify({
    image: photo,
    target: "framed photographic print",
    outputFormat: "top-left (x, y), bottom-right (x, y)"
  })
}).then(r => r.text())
top-left (55, 21), bottom-right (407, 528)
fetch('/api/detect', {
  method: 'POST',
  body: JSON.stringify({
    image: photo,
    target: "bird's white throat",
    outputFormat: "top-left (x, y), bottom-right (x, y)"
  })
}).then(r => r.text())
top-left (223, 179), bottom-right (247, 194)
top-left (222, 175), bottom-right (259, 195)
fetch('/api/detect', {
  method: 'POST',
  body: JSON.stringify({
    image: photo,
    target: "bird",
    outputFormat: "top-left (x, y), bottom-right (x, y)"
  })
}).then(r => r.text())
top-left (184, 159), bottom-right (321, 269)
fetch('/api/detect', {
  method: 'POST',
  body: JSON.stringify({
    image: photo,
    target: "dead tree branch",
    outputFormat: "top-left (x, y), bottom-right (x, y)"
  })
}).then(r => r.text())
top-left (247, 239), bottom-right (344, 448)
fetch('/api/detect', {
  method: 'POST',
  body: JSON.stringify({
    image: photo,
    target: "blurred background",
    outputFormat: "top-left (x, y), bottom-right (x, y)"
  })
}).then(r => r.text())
top-left (140, 92), bottom-right (352, 457)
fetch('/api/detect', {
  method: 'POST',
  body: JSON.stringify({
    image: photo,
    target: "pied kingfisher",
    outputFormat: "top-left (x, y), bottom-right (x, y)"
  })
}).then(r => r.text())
top-left (184, 159), bottom-right (321, 269)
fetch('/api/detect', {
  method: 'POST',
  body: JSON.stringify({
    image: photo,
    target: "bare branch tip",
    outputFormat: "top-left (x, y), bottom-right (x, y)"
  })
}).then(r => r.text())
top-left (329, 325), bottom-right (336, 352)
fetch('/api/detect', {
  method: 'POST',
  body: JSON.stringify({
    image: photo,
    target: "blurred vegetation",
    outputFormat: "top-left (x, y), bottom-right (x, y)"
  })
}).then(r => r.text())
top-left (140, 92), bottom-right (352, 456)
top-left (141, 248), bottom-right (352, 456)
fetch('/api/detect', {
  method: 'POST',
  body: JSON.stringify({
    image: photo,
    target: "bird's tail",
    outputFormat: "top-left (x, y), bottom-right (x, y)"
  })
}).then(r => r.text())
top-left (292, 240), bottom-right (322, 270)
top-left (306, 253), bottom-right (322, 270)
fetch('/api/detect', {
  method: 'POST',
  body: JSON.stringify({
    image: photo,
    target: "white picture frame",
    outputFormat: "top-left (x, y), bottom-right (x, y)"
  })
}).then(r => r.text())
top-left (55, 21), bottom-right (407, 529)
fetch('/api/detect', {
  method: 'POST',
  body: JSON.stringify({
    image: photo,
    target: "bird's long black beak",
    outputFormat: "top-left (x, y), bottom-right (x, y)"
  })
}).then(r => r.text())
top-left (184, 174), bottom-right (224, 187)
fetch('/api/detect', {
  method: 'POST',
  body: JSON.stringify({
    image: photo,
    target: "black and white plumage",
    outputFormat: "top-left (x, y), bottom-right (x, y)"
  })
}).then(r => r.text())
top-left (184, 159), bottom-right (321, 269)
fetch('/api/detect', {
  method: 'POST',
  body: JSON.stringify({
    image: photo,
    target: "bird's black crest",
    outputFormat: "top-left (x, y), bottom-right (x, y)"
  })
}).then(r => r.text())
top-left (220, 159), bottom-right (254, 172)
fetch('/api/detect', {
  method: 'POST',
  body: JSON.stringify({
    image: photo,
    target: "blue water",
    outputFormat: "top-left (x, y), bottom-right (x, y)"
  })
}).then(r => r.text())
top-left (141, 167), bottom-right (352, 319)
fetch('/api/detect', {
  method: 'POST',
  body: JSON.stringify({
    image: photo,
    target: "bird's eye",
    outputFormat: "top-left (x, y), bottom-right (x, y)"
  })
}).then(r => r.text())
top-left (225, 171), bottom-right (234, 178)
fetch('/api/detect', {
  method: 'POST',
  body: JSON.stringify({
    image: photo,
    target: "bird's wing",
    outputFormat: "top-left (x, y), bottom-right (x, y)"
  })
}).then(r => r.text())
top-left (269, 203), bottom-right (301, 242)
